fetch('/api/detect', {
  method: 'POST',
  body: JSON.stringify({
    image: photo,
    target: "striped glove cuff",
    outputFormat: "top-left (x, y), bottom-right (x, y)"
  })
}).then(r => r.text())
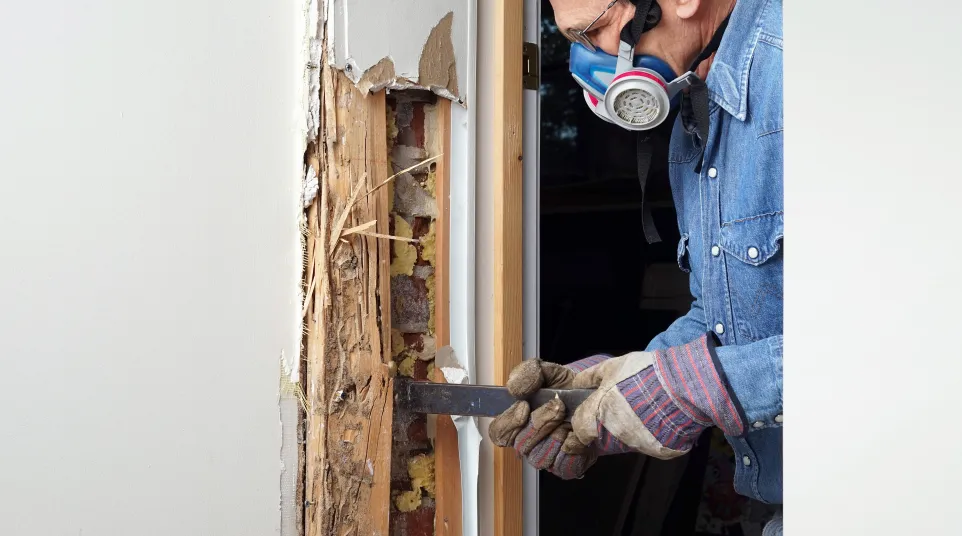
top-left (615, 365), bottom-right (711, 451)
top-left (648, 333), bottom-right (747, 437)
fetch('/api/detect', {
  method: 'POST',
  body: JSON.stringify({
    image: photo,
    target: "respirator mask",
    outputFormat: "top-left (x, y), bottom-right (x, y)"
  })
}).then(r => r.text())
top-left (563, 0), bottom-right (729, 244)
top-left (568, 0), bottom-right (702, 132)
top-left (570, 40), bottom-right (701, 131)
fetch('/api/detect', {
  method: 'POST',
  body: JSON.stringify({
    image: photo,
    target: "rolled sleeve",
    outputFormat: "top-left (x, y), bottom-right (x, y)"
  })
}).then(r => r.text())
top-left (712, 334), bottom-right (784, 430)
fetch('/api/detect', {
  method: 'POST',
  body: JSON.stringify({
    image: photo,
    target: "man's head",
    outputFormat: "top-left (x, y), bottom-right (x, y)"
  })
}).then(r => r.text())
top-left (551, 0), bottom-right (734, 77)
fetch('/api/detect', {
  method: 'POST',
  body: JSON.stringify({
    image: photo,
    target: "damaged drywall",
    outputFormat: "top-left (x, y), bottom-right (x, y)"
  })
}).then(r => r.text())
top-left (303, 0), bottom-right (322, 142)
top-left (329, 1), bottom-right (470, 104)
top-left (416, 13), bottom-right (460, 100)
top-left (279, 354), bottom-right (305, 536)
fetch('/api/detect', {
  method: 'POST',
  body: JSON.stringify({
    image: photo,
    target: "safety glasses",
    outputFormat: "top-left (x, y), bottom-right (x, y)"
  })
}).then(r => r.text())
top-left (560, 0), bottom-right (619, 53)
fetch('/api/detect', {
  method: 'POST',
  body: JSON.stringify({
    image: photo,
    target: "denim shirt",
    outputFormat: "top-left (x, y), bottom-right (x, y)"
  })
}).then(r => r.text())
top-left (645, 0), bottom-right (784, 505)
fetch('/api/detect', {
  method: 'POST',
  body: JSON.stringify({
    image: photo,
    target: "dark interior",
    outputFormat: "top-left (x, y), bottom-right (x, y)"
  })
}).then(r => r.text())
top-left (537, 3), bottom-right (777, 534)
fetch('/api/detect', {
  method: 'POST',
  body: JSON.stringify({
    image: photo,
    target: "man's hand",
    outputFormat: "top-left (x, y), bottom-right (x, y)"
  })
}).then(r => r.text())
top-left (488, 356), bottom-right (608, 479)
top-left (552, 0), bottom-right (635, 56)
top-left (488, 334), bottom-right (747, 479)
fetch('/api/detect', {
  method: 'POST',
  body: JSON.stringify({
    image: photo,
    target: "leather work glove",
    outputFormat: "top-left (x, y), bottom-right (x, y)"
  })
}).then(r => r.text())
top-left (489, 334), bottom-right (747, 480)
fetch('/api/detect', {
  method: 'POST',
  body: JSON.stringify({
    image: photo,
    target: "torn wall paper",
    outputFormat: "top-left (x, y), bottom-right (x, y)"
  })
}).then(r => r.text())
top-left (328, 1), bottom-right (470, 105)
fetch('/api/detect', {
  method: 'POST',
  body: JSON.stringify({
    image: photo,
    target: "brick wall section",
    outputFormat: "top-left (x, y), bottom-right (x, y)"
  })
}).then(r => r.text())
top-left (387, 91), bottom-right (442, 536)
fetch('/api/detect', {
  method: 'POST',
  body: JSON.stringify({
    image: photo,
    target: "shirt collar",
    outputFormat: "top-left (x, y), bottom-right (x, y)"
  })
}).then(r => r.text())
top-left (705, 0), bottom-right (774, 121)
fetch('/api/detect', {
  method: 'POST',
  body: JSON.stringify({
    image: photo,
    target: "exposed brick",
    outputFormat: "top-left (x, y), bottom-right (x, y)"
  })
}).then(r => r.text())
top-left (391, 144), bottom-right (429, 170)
top-left (386, 91), bottom-right (440, 536)
top-left (390, 505), bottom-right (436, 536)
top-left (395, 100), bottom-right (414, 127)
top-left (405, 505), bottom-right (436, 536)
top-left (413, 359), bottom-right (431, 381)
top-left (392, 469), bottom-right (413, 490)
top-left (395, 109), bottom-right (417, 147)
top-left (411, 102), bottom-right (426, 148)
top-left (412, 265), bottom-right (434, 280)
top-left (411, 216), bottom-right (432, 239)
top-left (407, 416), bottom-right (428, 442)
top-left (402, 332), bottom-right (425, 353)
top-left (394, 173), bottom-right (437, 217)
top-left (392, 275), bottom-right (430, 333)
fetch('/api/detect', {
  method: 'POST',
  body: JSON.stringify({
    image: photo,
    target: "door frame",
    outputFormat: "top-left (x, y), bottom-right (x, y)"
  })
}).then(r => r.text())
top-left (521, 0), bottom-right (542, 535)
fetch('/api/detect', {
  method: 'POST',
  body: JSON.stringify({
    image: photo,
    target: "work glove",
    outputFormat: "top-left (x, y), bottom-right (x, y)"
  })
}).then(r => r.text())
top-left (488, 333), bottom-right (747, 480)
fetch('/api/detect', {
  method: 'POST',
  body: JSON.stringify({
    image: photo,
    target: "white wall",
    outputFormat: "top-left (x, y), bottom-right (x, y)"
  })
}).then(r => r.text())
top-left (329, 0), bottom-right (472, 102)
top-left (0, 1), bottom-right (303, 535)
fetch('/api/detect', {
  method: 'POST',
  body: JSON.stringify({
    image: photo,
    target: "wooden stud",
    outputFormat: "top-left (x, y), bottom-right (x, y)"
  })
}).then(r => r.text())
top-left (432, 98), bottom-right (463, 536)
top-left (434, 99), bottom-right (452, 362)
top-left (493, 0), bottom-right (525, 534)
top-left (304, 66), bottom-right (393, 536)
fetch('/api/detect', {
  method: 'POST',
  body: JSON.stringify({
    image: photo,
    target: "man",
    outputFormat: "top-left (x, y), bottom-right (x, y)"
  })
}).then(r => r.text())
top-left (489, 0), bottom-right (783, 533)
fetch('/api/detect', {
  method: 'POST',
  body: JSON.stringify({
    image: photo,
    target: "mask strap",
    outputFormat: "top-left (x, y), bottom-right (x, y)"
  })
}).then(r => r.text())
top-left (636, 8), bottom-right (730, 245)
top-left (627, 0), bottom-right (663, 244)
top-left (637, 136), bottom-right (661, 244)
top-left (620, 0), bottom-right (661, 46)
top-left (684, 11), bottom-right (732, 173)
top-left (687, 11), bottom-right (731, 74)
top-left (615, 0), bottom-right (659, 74)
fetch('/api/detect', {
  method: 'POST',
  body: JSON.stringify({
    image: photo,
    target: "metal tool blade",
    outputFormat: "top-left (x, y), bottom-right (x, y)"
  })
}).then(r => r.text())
top-left (394, 379), bottom-right (594, 421)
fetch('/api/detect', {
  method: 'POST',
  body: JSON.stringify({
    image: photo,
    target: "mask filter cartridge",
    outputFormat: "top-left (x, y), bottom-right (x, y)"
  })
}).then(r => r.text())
top-left (570, 41), bottom-right (700, 131)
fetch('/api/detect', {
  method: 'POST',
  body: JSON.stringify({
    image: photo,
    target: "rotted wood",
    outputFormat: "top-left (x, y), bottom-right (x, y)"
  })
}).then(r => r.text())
top-left (304, 63), bottom-right (393, 536)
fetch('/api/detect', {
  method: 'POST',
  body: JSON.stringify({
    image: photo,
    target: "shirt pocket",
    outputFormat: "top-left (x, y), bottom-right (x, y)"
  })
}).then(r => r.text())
top-left (718, 212), bottom-right (784, 342)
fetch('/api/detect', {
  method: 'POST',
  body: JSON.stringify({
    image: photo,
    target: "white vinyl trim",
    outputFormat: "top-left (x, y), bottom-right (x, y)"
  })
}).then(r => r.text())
top-left (449, 1), bottom-right (480, 534)
top-left (522, 0), bottom-right (542, 534)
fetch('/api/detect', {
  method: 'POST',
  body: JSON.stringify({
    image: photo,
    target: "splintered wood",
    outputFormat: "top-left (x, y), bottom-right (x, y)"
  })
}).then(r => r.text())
top-left (303, 66), bottom-right (393, 536)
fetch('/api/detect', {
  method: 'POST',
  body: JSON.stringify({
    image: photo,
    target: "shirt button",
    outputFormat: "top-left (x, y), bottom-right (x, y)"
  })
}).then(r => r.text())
top-left (747, 247), bottom-right (759, 259)
top-left (752, 421), bottom-right (764, 429)
top-left (742, 456), bottom-right (752, 466)
top-left (707, 167), bottom-right (718, 178)
top-left (774, 414), bottom-right (783, 423)
top-left (714, 323), bottom-right (725, 335)
top-left (711, 245), bottom-right (720, 257)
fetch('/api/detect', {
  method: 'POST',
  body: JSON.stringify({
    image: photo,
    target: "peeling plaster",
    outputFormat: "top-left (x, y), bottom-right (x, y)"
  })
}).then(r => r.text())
top-left (302, 165), bottom-right (319, 208)
top-left (417, 13), bottom-right (460, 99)
top-left (435, 345), bottom-right (468, 386)
top-left (304, 0), bottom-right (322, 142)
top-left (329, 2), bottom-right (470, 105)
